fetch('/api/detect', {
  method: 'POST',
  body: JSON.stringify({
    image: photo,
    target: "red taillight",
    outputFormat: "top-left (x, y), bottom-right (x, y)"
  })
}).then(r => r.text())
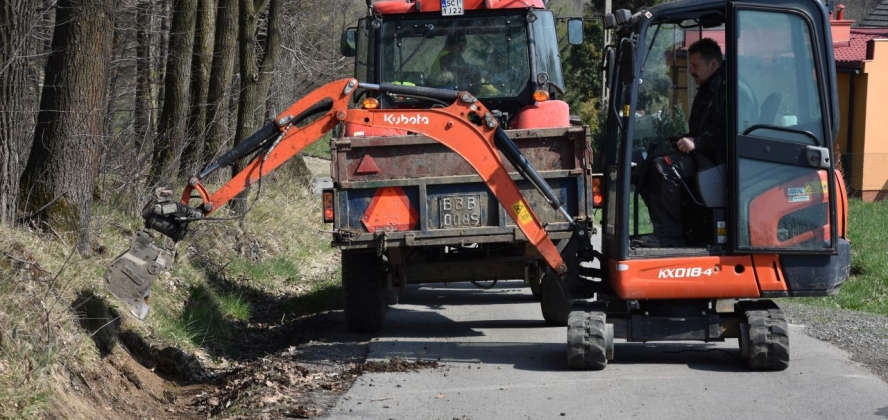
top-left (322, 189), bottom-right (335, 223)
top-left (591, 175), bottom-right (603, 208)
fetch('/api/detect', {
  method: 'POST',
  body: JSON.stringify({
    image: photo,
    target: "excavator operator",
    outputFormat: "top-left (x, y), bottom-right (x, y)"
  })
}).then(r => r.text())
top-left (638, 37), bottom-right (728, 248)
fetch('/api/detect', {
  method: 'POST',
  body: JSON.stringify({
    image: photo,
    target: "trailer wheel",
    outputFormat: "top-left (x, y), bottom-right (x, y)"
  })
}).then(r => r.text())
top-left (342, 250), bottom-right (386, 333)
top-left (739, 301), bottom-right (789, 371)
top-left (540, 270), bottom-right (572, 326)
top-left (567, 309), bottom-right (612, 370)
top-left (529, 281), bottom-right (541, 301)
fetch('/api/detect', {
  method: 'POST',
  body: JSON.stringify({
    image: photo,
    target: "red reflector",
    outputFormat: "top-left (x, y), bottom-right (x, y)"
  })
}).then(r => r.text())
top-left (355, 154), bottom-right (380, 174)
top-left (322, 190), bottom-right (335, 223)
top-left (361, 187), bottom-right (418, 231)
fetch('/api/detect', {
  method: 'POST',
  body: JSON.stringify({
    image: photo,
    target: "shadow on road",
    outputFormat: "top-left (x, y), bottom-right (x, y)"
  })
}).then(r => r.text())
top-left (370, 281), bottom-right (752, 373)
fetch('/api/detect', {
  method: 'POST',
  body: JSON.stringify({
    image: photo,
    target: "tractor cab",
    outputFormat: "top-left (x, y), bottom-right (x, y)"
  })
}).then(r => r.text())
top-left (342, 0), bottom-right (568, 128)
top-left (599, 0), bottom-right (847, 269)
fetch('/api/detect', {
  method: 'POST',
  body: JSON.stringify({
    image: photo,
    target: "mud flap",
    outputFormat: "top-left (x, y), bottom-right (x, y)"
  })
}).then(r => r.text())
top-left (104, 230), bottom-right (173, 319)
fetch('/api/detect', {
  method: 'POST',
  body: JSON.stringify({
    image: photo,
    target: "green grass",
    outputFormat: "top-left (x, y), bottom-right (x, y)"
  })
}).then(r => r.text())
top-left (226, 256), bottom-right (302, 289)
top-left (796, 199), bottom-right (888, 315)
top-left (301, 132), bottom-right (333, 159)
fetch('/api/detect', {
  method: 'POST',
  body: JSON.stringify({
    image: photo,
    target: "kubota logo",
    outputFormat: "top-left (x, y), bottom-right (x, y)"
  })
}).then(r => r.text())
top-left (658, 267), bottom-right (716, 278)
top-left (383, 113), bottom-right (430, 125)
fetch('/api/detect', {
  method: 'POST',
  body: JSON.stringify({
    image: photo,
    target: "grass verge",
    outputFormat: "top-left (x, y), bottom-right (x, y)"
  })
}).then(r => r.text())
top-left (0, 165), bottom-right (341, 417)
top-left (795, 199), bottom-right (888, 315)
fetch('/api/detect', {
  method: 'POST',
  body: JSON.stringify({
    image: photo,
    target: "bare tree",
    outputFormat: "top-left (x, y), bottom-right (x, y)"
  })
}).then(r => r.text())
top-left (0, 1), bottom-right (41, 224)
top-left (134, 0), bottom-right (155, 149)
top-left (18, 0), bottom-right (120, 254)
top-left (203, 0), bottom-right (239, 172)
top-left (230, 0), bottom-right (282, 214)
top-left (148, 0), bottom-right (196, 187)
top-left (180, 0), bottom-right (216, 177)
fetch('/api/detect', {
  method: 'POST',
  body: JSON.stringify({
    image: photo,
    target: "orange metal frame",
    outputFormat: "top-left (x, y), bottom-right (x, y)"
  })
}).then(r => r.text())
top-left (179, 78), bottom-right (568, 274)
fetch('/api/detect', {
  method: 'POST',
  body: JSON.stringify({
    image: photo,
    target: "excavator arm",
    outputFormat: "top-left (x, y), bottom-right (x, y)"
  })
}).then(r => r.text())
top-left (106, 78), bottom-right (585, 319)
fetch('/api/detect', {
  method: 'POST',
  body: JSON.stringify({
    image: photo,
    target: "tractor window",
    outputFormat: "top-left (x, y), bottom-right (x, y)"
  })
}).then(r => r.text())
top-left (355, 18), bottom-right (373, 83)
top-left (378, 15), bottom-right (530, 100)
top-left (530, 10), bottom-right (566, 94)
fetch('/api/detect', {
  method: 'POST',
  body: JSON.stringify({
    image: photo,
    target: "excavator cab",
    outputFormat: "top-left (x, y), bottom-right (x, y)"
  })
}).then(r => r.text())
top-left (560, 0), bottom-right (850, 370)
top-left (600, 0), bottom-right (846, 273)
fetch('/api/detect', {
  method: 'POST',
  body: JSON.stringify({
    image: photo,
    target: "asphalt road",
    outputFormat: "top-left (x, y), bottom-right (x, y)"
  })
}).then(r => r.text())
top-left (326, 281), bottom-right (888, 420)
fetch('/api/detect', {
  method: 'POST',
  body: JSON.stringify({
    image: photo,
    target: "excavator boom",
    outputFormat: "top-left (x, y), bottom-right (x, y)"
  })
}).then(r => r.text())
top-left (105, 78), bottom-right (580, 319)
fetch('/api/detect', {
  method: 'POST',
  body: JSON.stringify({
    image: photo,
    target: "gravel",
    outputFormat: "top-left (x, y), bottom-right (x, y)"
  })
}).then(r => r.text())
top-left (780, 301), bottom-right (888, 383)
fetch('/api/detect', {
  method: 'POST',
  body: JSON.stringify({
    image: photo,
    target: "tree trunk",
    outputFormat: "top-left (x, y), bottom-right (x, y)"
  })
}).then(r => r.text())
top-left (231, 0), bottom-right (281, 215)
top-left (148, 0), bottom-right (197, 187)
top-left (0, 0), bottom-right (39, 225)
top-left (18, 0), bottom-right (120, 254)
top-left (134, 0), bottom-right (154, 150)
top-left (203, 0), bottom-right (239, 175)
top-left (180, 0), bottom-right (216, 178)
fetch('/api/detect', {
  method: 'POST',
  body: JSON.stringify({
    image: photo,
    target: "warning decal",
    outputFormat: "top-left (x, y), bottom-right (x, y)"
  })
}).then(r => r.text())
top-left (512, 201), bottom-right (533, 225)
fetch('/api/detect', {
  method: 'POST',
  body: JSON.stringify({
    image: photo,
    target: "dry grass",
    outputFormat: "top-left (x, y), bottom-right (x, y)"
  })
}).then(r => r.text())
top-left (0, 161), bottom-right (340, 417)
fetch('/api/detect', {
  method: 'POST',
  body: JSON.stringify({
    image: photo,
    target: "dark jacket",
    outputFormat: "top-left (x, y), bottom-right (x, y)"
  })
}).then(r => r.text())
top-left (688, 63), bottom-right (727, 165)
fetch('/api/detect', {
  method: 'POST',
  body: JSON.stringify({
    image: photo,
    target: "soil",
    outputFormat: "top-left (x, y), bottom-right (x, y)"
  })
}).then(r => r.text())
top-left (53, 306), bottom-right (444, 420)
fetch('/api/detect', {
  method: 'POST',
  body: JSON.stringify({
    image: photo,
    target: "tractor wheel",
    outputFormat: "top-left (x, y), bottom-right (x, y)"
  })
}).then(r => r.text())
top-left (739, 301), bottom-right (789, 371)
top-left (567, 309), bottom-right (613, 370)
top-left (341, 249), bottom-right (386, 333)
top-left (529, 280), bottom-right (542, 301)
top-left (540, 270), bottom-right (572, 326)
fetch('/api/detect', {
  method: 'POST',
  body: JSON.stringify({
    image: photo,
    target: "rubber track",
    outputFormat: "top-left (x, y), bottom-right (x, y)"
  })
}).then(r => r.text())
top-left (745, 304), bottom-right (790, 371)
top-left (567, 310), bottom-right (607, 370)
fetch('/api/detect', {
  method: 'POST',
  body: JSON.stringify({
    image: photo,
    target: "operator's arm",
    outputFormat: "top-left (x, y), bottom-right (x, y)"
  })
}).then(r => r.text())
top-left (679, 77), bottom-right (727, 158)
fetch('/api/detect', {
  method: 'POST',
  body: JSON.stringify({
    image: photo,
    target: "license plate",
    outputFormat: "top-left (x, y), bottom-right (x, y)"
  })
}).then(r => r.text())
top-left (439, 194), bottom-right (481, 228)
top-left (441, 0), bottom-right (463, 16)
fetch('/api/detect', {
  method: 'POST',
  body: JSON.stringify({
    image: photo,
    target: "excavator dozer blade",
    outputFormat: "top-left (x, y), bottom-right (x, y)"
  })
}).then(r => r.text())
top-left (104, 230), bottom-right (173, 319)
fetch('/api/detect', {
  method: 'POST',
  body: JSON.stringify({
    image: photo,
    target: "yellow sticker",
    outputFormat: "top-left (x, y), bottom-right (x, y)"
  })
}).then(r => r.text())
top-left (512, 201), bottom-right (533, 226)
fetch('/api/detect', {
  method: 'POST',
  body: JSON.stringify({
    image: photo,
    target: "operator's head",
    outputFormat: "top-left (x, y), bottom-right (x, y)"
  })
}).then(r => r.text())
top-left (445, 33), bottom-right (467, 53)
top-left (688, 38), bottom-right (723, 86)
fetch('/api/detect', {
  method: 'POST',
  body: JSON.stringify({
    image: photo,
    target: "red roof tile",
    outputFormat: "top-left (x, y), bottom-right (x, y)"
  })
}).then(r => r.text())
top-left (834, 30), bottom-right (888, 64)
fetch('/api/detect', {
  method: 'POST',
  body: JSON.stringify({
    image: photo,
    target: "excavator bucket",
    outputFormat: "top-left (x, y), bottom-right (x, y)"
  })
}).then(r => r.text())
top-left (104, 230), bottom-right (173, 319)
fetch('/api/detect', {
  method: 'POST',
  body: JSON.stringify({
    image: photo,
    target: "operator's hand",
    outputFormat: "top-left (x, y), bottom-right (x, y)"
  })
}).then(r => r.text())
top-left (675, 137), bottom-right (695, 154)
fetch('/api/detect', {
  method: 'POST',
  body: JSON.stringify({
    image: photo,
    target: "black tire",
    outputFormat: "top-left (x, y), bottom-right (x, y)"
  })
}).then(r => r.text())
top-left (540, 270), bottom-right (572, 326)
top-left (529, 280), bottom-right (541, 301)
top-left (341, 250), bottom-right (386, 333)
top-left (567, 310), bottom-right (609, 370)
top-left (739, 301), bottom-right (789, 371)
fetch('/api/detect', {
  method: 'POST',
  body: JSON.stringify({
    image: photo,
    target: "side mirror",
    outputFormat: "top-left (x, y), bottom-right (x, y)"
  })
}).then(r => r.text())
top-left (340, 27), bottom-right (357, 57)
top-left (568, 18), bottom-right (584, 45)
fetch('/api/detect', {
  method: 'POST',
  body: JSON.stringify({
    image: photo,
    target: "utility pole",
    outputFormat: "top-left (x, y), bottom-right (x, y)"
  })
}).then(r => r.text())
top-left (601, 0), bottom-right (612, 105)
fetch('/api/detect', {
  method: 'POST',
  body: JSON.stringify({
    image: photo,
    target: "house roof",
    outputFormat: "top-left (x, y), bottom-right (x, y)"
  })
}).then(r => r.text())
top-left (834, 29), bottom-right (888, 66)
top-left (859, 0), bottom-right (888, 28)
